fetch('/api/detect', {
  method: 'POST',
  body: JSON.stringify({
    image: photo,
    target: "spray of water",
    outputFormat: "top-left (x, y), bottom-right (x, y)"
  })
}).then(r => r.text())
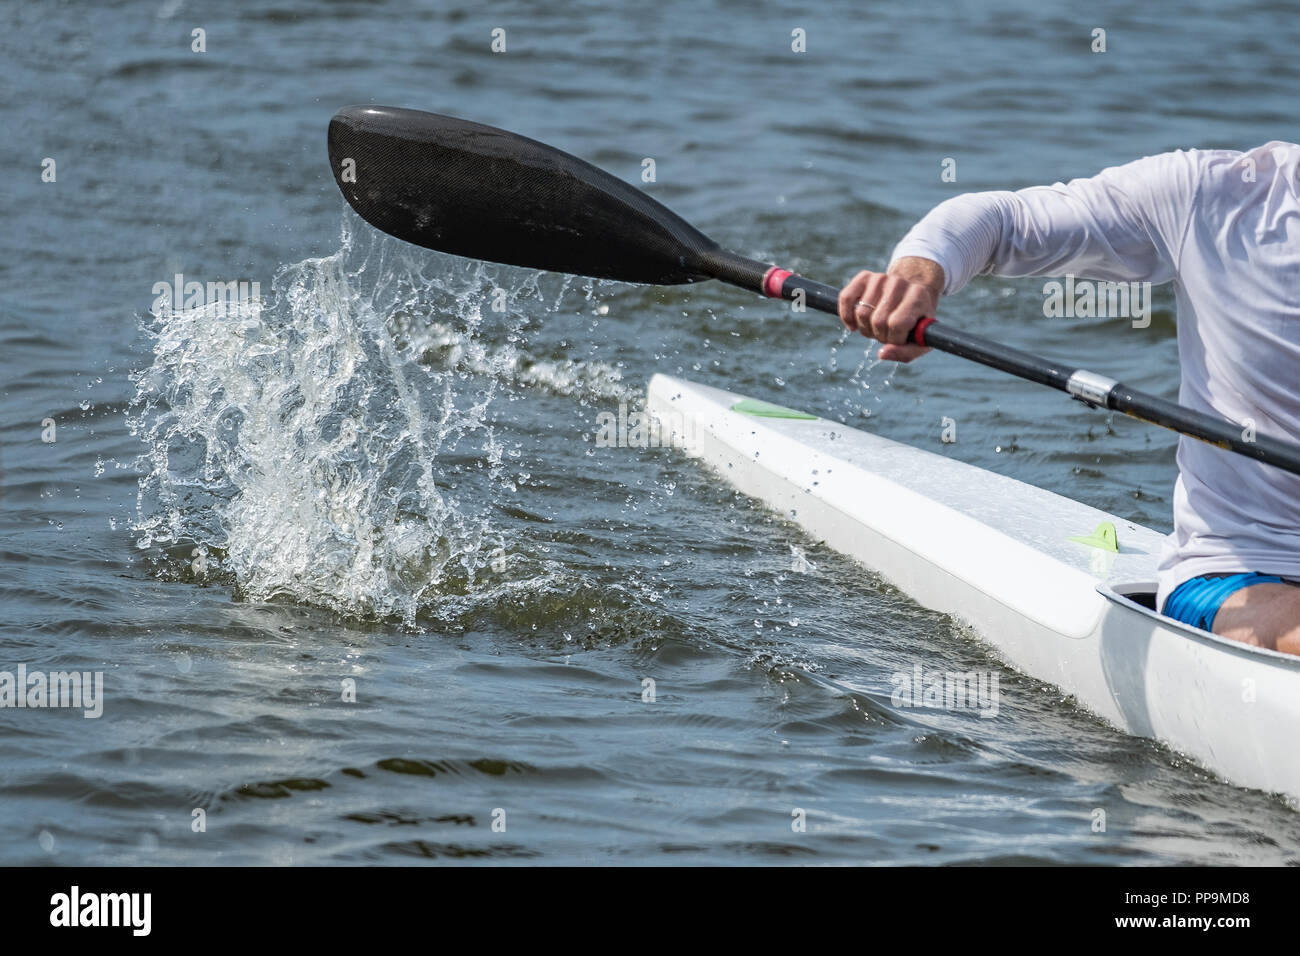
top-left (129, 223), bottom-right (627, 627)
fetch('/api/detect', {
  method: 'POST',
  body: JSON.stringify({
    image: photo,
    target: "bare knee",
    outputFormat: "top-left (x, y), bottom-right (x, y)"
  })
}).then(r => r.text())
top-left (1213, 583), bottom-right (1300, 654)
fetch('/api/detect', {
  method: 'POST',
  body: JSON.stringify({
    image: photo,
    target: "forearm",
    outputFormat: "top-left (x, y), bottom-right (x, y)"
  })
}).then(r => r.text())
top-left (850, 152), bottom-right (1196, 360)
top-left (889, 152), bottom-right (1194, 294)
top-left (888, 192), bottom-right (1022, 296)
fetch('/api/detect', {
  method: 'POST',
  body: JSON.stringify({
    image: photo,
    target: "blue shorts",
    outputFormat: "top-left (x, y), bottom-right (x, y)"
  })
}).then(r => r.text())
top-left (1163, 572), bottom-right (1284, 632)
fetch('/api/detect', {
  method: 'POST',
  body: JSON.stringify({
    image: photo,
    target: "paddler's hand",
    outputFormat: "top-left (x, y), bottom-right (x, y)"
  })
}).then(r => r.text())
top-left (838, 257), bottom-right (945, 362)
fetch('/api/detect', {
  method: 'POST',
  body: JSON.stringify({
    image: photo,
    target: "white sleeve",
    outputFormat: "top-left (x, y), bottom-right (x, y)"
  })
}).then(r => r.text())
top-left (889, 150), bottom-right (1205, 296)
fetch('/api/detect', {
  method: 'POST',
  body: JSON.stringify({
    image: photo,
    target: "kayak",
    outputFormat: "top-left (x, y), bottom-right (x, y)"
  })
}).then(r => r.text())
top-left (647, 373), bottom-right (1300, 804)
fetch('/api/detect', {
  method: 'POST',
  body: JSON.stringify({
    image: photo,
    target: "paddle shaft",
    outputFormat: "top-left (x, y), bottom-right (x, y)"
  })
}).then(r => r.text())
top-left (327, 106), bottom-right (1300, 478)
top-left (701, 248), bottom-right (1300, 477)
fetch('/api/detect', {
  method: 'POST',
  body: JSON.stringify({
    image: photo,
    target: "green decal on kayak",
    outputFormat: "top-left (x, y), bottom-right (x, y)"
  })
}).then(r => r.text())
top-left (730, 398), bottom-right (817, 420)
top-left (1069, 521), bottom-right (1119, 553)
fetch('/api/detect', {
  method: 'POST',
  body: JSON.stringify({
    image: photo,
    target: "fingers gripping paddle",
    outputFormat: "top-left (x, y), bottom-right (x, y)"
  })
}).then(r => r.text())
top-left (328, 105), bottom-right (1300, 478)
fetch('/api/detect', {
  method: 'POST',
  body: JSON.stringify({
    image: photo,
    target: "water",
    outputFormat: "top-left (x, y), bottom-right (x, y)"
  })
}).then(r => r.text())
top-left (3, 0), bottom-right (1299, 865)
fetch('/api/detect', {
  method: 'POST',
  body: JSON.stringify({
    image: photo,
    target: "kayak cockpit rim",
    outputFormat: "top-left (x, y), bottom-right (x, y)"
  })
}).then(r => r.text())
top-left (1100, 582), bottom-right (1300, 667)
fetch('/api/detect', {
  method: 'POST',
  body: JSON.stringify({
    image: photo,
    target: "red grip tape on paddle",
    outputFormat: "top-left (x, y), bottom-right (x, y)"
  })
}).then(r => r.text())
top-left (762, 267), bottom-right (793, 298)
top-left (912, 316), bottom-right (936, 347)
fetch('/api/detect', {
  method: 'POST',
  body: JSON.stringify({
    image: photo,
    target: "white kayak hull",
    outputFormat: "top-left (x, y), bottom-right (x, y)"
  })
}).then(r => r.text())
top-left (647, 374), bottom-right (1300, 804)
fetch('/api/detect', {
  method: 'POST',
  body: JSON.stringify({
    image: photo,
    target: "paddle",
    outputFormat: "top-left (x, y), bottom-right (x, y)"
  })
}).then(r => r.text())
top-left (328, 105), bottom-right (1300, 478)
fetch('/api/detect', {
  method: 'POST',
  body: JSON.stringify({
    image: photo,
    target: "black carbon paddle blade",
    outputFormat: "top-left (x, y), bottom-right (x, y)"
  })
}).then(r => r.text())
top-left (327, 105), bottom-right (720, 284)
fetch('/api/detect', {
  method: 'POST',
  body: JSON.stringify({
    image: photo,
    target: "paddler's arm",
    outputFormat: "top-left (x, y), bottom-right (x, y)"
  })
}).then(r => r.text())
top-left (840, 150), bottom-right (1203, 361)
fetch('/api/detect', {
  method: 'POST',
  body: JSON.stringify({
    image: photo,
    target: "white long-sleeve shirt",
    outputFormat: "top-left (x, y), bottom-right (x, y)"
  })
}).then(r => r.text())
top-left (890, 143), bottom-right (1300, 608)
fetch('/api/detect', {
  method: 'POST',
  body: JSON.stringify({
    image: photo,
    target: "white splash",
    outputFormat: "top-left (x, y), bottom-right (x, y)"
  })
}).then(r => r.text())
top-left (128, 225), bottom-right (623, 626)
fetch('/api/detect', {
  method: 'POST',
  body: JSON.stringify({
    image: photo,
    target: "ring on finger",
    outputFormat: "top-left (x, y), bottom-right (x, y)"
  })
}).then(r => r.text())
top-left (855, 300), bottom-right (876, 312)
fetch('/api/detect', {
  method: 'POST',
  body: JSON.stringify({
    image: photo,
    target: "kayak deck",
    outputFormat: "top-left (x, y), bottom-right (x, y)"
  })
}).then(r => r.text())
top-left (647, 373), bottom-right (1300, 804)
